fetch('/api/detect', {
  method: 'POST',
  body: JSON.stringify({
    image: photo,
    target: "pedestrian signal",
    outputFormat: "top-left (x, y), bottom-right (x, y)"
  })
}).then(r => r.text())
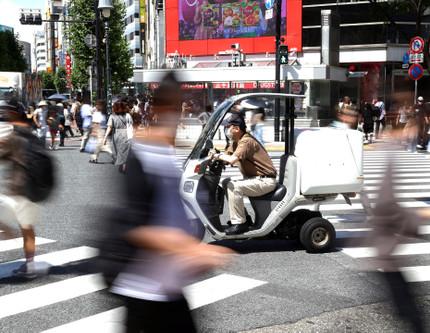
top-left (279, 45), bottom-right (289, 65)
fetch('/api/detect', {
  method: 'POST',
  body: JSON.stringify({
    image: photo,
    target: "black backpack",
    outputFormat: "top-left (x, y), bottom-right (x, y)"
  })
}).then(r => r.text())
top-left (16, 128), bottom-right (55, 203)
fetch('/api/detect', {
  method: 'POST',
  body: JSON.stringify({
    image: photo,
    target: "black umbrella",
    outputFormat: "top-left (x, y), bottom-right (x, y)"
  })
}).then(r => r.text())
top-left (47, 93), bottom-right (67, 101)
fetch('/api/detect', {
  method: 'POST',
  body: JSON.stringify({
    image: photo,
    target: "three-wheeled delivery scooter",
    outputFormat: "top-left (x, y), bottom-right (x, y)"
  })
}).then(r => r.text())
top-left (180, 93), bottom-right (364, 252)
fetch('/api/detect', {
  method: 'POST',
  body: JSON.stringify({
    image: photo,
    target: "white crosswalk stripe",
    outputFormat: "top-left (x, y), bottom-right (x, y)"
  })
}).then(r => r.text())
top-left (0, 148), bottom-right (429, 330)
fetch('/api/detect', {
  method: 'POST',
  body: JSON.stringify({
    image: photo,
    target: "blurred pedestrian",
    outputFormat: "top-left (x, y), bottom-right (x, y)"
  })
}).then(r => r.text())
top-left (250, 107), bottom-right (265, 145)
top-left (33, 100), bottom-right (49, 146)
top-left (103, 100), bottom-right (133, 173)
top-left (403, 105), bottom-right (419, 152)
top-left (0, 99), bottom-right (54, 278)
top-left (373, 98), bottom-right (386, 139)
top-left (396, 101), bottom-right (408, 131)
top-left (89, 100), bottom-right (112, 164)
top-left (364, 163), bottom-right (425, 333)
top-left (414, 96), bottom-right (428, 150)
top-left (198, 105), bottom-right (212, 130)
top-left (62, 102), bottom-right (74, 139)
top-left (109, 72), bottom-right (234, 332)
top-left (332, 100), bottom-right (359, 129)
top-left (70, 94), bottom-right (82, 136)
top-left (79, 96), bottom-right (93, 152)
top-left (46, 104), bottom-right (64, 150)
top-left (360, 102), bottom-right (375, 144)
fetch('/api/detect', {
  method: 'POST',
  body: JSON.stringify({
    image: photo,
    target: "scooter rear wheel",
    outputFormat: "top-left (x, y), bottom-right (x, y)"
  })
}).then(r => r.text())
top-left (299, 217), bottom-right (336, 253)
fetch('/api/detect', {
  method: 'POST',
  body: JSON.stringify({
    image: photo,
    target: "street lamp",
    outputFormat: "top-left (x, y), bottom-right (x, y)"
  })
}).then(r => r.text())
top-left (98, 0), bottom-right (113, 114)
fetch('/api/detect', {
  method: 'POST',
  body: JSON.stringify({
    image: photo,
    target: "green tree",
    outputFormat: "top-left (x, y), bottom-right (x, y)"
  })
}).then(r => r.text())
top-left (54, 67), bottom-right (68, 93)
top-left (68, 0), bottom-right (133, 95)
top-left (40, 71), bottom-right (56, 90)
top-left (0, 31), bottom-right (27, 72)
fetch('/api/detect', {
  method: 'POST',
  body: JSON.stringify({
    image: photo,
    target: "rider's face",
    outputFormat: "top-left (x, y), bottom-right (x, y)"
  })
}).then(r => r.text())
top-left (227, 125), bottom-right (241, 141)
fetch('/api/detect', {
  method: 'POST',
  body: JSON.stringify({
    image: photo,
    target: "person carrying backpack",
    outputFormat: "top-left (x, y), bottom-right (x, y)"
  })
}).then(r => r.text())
top-left (0, 99), bottom-right (55, 278)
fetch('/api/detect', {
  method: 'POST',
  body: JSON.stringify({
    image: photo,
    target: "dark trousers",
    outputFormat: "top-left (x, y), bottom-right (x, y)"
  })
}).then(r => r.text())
top-left (125, 296), bottom-right (197, 333)
top-left (63, 125), bottom-right (74, 137)
top-left (375, 118), bottom-right (385, 138)
top-left (382, 272), bottom-right (425, 333)
top-left (417, 121), bottom-right (428, 148)
top-left (59, 129), bottom-right (66, 145)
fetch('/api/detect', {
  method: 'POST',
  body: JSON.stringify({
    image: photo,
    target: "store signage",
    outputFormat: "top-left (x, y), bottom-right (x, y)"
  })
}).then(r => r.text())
top-left (65, 54), bottom-right (72, 88)
top-left (410, 36), bottom-right (425, 54)
top-left (408, 63), bottom-right (424, 81)
top-left (409, 53), bottom-right (424, 63)
top-left (265, 8), bottom-right (273, 20)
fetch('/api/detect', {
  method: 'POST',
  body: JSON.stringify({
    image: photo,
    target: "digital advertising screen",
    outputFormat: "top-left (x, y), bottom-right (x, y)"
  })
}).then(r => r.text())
top-left (166, 0), bottom-right (302, 56)
top-left (178, 0), bottom-right (286, 40)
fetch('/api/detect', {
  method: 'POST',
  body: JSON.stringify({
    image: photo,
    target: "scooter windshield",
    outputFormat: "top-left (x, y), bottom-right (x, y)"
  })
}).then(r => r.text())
top-left (184, 98), bottom-right (234, 167)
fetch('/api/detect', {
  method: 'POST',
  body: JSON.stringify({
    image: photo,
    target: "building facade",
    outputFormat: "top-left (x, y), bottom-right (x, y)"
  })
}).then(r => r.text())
top-left (34, 31), bottom-right (47, 72)
top-left (123, 0), bottom-right (145, 69)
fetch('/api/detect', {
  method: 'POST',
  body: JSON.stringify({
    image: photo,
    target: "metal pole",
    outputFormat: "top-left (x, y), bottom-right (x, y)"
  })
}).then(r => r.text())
top-left (414, 80), bottom-right (418, 104)
top-left (274, 0), bottom-right (282, 142)
top-left (105, 20), bottom-right (112, 114)
top-left (89, 65), bottom-right (93, 105)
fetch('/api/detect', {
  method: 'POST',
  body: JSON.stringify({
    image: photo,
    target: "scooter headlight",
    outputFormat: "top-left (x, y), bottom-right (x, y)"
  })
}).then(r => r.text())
top-left (183, 181), bottom-right (195, 193)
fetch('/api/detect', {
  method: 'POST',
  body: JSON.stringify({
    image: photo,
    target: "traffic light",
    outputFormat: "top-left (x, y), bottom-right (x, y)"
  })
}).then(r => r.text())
top-left (279, 44), bottom-right (289, 65)
top-left (19, 9), bottom-right (43, 25)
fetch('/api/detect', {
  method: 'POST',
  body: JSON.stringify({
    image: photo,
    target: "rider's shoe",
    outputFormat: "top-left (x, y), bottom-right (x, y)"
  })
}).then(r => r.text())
top-left (225, 223), bottom-right (249, 235)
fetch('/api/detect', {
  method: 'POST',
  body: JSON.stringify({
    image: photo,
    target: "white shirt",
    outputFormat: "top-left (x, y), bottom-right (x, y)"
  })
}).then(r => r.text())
top-left (374, 101), bottom-right (386, 120)
top-left (34, 107), bottom-right (48, 127)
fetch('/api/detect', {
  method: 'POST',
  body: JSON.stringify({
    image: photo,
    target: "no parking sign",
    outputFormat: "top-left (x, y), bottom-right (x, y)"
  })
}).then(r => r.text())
top-left (408, 63), bottom-right (424, 81)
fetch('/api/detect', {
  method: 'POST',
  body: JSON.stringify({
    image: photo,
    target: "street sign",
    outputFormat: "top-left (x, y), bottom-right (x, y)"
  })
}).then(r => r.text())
top-left (402, 63), bottom-right (410, 69)
top-left (410, 36), bottom-right (425, 54)
top-left (409, 53), bottom-right (424, 63)
top-left (408, 63), bottom-right (424, 81)
top-left (402, 52), bottom-right (410, 64)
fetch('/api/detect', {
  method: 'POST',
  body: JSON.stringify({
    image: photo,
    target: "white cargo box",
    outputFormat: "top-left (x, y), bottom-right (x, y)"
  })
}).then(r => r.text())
top-left (295, 128), bottom-right (363, 195)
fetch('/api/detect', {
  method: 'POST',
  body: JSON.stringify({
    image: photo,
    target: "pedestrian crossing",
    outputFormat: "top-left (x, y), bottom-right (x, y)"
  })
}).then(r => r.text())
top-left (0, 148), bottom-right (429, 331)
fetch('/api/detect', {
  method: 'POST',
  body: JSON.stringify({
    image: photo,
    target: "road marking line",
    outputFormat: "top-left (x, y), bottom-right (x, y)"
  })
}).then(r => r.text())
top-left (336, 226), bottom-right (430, 239)
top-left (341, 242), bottom-right (430, 258)
top-left (184, 273), bottom-right (266, 309)
top-left (0, 273), bottom-right (106, 319)
top-left (400, 266), bottom-right (430, 282)
top-left (42, 307), bottom-right (126, 333)
top-left (0, 246), bottom-right (98, 279)
top-left (41, 273), bottom-right (266, 333)
top-left (0, 237), bottom-right (55, 253)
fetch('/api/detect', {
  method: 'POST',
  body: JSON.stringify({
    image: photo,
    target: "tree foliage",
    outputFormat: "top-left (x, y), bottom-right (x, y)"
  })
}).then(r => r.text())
top-left (68, 0), bottom-right (133, 94)
top-left (54, 67), bottom-right (68, 93)
top-left (40, 71), bottom-right (56, 90)
top-left (0, 31), bottom-right (27, 72)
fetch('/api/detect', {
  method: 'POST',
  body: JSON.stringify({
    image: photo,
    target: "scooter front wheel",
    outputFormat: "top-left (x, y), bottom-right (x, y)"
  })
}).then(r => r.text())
top-left (299, 217), bottom-right (336, 253)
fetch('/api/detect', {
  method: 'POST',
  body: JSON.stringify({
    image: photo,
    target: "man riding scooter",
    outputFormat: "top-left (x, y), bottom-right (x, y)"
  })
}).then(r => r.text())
top-left (210, 113), bottom-right (277, 235)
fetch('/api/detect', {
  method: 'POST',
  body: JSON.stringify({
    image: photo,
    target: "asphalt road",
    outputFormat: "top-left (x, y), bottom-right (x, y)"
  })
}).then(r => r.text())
top-left (0, 138), bottom-right (429, 332)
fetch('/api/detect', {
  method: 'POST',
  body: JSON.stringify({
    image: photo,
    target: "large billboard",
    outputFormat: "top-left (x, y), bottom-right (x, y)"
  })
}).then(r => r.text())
top-left (166, 0), bottom-right (302, 56)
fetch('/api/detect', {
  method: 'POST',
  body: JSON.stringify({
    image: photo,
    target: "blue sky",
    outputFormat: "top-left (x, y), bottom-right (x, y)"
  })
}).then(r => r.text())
top-left (0, 0), bottom-right (46, 44)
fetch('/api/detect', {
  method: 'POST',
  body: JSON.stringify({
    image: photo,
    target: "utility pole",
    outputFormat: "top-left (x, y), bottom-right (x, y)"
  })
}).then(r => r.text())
top-left (50, 14), bottom-right (56, 74)
top-left (274, 0), bottom-right (282, 141)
